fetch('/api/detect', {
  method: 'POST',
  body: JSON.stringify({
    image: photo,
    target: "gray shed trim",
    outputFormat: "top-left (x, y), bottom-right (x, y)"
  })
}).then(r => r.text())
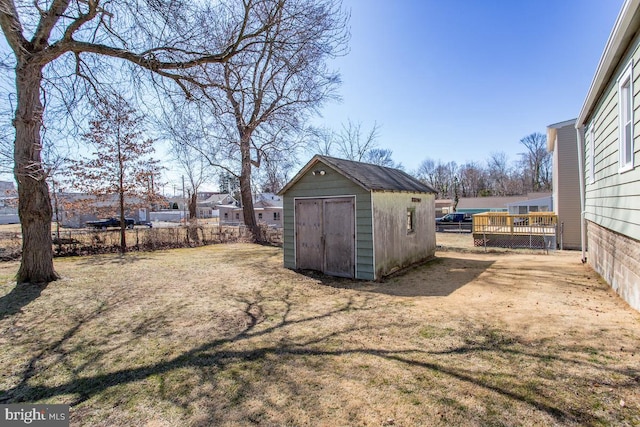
top-left (278, 155), bottom-right (436, 195)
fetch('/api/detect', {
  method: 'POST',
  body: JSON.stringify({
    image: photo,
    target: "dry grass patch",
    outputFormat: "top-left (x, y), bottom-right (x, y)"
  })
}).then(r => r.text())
top-left (0, 242), bottom-right (639, 426)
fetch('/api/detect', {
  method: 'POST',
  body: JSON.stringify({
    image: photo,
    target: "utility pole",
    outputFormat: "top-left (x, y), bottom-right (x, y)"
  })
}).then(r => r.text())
top-left (182, 175), bottom-right (186, 224)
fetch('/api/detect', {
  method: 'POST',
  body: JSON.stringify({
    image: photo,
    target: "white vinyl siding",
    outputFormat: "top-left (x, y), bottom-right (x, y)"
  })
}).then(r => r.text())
top-left (618, 61), bottom-right (634, 172)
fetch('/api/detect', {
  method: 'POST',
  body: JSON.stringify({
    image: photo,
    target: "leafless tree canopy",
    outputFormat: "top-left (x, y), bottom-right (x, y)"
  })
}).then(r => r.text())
top-left (1, 0), bottom-right (345, 283)
top-left (414, 133), bottom-right (552, 200)
top-left (160, 0), bottom-right (349, 240)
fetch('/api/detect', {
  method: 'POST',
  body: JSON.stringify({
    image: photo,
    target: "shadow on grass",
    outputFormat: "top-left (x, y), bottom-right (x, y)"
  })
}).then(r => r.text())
top-left (298, 256), bottom-right (495, 297)
top-left (75, 253), bottom-right (152, 266)
top-left (2, 288), bottom-right (636, 427)
top-left (0, 282), bottom-right (47, 321)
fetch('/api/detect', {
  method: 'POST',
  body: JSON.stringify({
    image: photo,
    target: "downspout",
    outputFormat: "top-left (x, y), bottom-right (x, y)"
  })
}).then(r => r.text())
top-left (575, 126), bottom-right (587, 263)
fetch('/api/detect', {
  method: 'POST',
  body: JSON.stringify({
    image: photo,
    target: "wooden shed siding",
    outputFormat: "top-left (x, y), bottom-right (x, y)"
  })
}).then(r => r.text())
top-left (281, 161), bottom-right (375, 279)
top-left (371, 191), bottom-right (436, 278)
top-left (585, 31), bottom-right (640, 241)
top-left (553, 124), bottom-right (582, 249)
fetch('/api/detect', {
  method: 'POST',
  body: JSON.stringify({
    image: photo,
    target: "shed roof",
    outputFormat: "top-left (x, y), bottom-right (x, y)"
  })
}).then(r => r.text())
top-left (279, 155), bottom-right (436, 195)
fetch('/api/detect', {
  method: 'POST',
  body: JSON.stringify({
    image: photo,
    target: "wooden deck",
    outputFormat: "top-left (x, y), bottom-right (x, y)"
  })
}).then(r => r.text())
top-left (471, 213), bottom-right (558, 249)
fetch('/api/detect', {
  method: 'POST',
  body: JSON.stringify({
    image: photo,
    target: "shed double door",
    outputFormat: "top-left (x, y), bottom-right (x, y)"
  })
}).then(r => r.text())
top-left (295, 197), bottom-right (355, 278)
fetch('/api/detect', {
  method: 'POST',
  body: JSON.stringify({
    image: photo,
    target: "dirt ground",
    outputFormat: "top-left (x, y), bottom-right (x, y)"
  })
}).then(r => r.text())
top-left (0, 233), bottom-right (638, 426)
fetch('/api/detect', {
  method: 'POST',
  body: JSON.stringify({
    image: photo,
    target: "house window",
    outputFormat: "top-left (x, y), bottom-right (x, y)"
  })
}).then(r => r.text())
top-left (258, 213), bottom-right (263, 220)
top-left (588, 125), bottom-right (595, 183)
top-left (235, 213), bottom-right (240, 220)
top-left (618, 62), bottom-right (634, 172)
top-left (407, 208), bottom-right (415, 234)
top-left (224, 213), bottom-right (228, 220)
top-left (274, 212), bottom-right (280, 221)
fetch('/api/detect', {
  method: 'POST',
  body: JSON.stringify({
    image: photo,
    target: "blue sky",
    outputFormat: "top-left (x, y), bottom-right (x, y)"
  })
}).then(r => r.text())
top-left (312, 0), bottom-right (624, 172)
top-left (0, 1), bottom-right (626, 189)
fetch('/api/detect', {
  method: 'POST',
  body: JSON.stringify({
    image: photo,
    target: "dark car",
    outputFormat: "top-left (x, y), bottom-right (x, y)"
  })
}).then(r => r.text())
top-left (86, 217), bottom-right (135, 229)
top-left (435, 213), bottom-right (472, 233)
top-left (435, 213), bottom-right (472, 223)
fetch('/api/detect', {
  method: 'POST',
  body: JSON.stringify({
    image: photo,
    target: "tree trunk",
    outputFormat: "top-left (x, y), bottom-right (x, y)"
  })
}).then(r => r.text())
top-left (119, 190), bottom-right (127, 254)
top-left (188, 192), bottom-right (197, 220)
top-left (188, 191), bottom-right (199, 242)
top-left (117, 128), bottom-right (127, 253)
top-left (239, 134), bottom-right (262, 242)
top-left (14, 62), bottom-right (58, 284)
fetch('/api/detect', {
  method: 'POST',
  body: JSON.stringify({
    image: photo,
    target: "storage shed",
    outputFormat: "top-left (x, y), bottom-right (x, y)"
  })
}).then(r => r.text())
top-left (278, 155), bottom-right (437, 280)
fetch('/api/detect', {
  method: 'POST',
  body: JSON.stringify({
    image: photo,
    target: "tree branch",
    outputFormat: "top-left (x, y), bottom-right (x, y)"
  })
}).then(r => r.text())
top-left (0, 0), bottom-right (29, 56)
top-left (32, 0), bottom-right (71, 49)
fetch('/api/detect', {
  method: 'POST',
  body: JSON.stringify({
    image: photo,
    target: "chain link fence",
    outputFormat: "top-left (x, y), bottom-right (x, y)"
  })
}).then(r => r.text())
top-left (0, 225), bottom-right (283, 260)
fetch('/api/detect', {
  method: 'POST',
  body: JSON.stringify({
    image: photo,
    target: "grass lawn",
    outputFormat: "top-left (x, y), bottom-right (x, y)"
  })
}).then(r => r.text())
top-left (0, 240), bottom-right (639, 426)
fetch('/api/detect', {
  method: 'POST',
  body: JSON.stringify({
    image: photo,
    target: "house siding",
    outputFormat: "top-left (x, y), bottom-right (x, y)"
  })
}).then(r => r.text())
top-left (552, 123), bottom-right (582, 249)
top-left (372, 191), bottom-right (436, 278)
top-left (281, 160), bottom-right (374, 280)
top-left (582, 24), bottom-right (640, 311)
top-left (585, 31), bottom-right (640, 242)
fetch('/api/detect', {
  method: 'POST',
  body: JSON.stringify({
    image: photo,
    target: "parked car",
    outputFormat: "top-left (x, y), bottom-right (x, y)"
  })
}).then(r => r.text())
top-left (435, 213), bottom-right (472, 223)
top-left (86, 217), bottom-right (135, 229)
top-left (435, 213), bottom-right (472, 233)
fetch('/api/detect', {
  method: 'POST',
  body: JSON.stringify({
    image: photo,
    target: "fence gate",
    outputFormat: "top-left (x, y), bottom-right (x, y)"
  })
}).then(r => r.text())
top-left (295, 197), bottom-right (355, 278)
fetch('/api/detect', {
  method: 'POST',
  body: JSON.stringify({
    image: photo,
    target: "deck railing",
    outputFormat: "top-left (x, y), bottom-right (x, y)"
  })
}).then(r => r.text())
top-left (472, 212), bottom-right (558, 251)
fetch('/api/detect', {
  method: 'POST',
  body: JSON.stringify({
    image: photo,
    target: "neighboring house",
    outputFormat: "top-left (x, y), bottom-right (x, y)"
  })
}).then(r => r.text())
top-left (456, 193), bottom-right (551, 215)
top-left (158, 193), bottom-right (236, 221)
top-left (435, 199), bottom-right (455, 217)
top-left (506, 194), bottom-right (553, 215)
top-left (0, 181), bottom-right (15, 194)
top-left (278, 155), bottom-right (437, 280)
top-left (547, 119), bottom-right (582, 250)
top-left (197, 193), bottom-right (237, 218)
top-left (0, 181), bottom-right (19, 224)
top-left (54, 193), bottom-right (150, 228)
top-left (576, 0), bottom-right (640, 311)
top-left (218, 193), bottom-right (283, 227)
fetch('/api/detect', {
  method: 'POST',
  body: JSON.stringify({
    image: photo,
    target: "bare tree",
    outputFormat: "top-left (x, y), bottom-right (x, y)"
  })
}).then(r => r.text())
top-left (334, 120), bottom-right (380, 162)
top-left (486, 152), bottom-right (513, 196)
top-left (193, 0), bottom-right (349, 241)
top-left (0, 0), bottom-right (289, 283)
top-left (457, 162), bottom-right (487, 197)
top-left (415, 158), bottom-right (457, 199)
top-left (258, 150), bottom-right (297, 193)
top-left (519, 132), bottom-right (551, 192)
top-left (363, 148), bottom-right (401, 168)
top-left (308, 126), bottom-right (335, 156)
top-left (69, 94), bottom-right (160, 253)
top-left (164, 116), bottom-right (216, 224)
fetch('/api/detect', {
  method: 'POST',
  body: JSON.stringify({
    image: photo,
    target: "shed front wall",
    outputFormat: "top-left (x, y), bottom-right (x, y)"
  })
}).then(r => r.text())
top-left (282, 161), bottom-right (374, 280)
top-left (372, 191), bottom-right (436, 278)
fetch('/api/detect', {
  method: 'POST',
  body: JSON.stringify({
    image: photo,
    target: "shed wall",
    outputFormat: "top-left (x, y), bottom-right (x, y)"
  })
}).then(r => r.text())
top-left (372, 191), bottom-right (436, 278)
